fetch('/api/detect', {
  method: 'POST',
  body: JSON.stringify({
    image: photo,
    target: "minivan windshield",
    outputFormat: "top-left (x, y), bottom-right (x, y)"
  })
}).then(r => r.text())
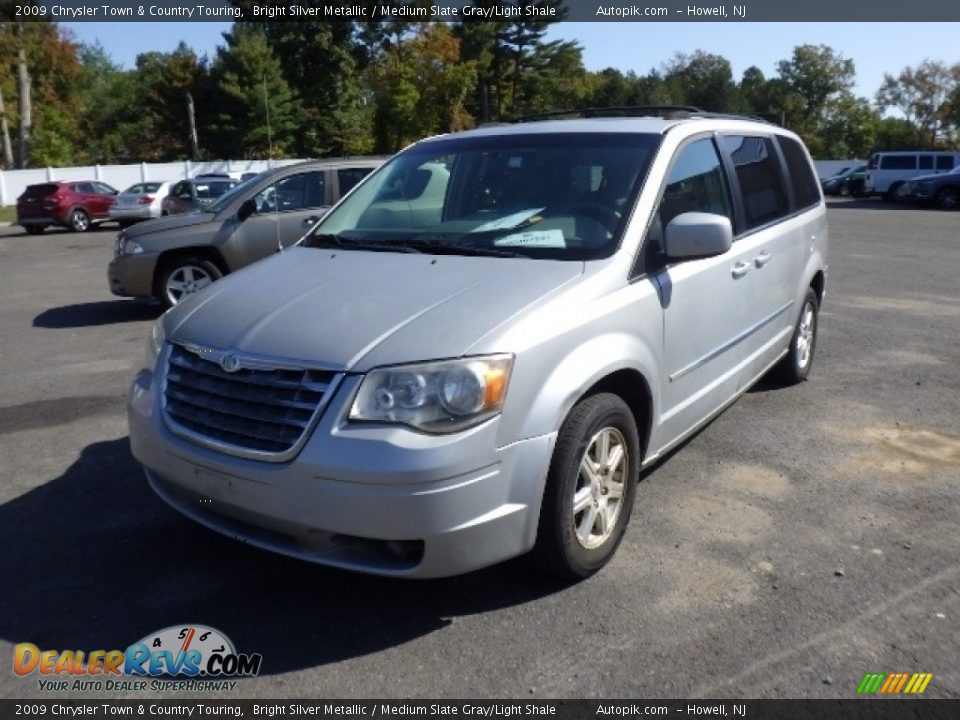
top-left (305, 132), bottom-right (660, 260)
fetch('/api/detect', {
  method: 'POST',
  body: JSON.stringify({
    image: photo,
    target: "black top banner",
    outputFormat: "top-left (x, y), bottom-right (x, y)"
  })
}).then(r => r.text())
top-left (8, 0), bottom-right (960, 23)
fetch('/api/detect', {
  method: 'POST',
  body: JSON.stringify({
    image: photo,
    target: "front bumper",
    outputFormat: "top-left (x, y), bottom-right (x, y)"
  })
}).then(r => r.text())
top-left (128, 370), bottom-right (555, 578)
top-left (108, 253), bottom-right (159, 298)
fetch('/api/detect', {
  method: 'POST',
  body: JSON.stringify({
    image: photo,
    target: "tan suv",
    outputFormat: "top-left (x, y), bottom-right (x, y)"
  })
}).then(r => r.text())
top-left (108, 158), bottom-right (385, 307)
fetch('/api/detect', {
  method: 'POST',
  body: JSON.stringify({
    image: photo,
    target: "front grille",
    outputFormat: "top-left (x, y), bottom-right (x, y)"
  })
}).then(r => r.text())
top-left (162, 344), bottom-right (337, 458)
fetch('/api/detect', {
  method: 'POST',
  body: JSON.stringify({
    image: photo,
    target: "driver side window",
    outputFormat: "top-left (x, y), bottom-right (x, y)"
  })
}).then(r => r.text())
top-left (659, 138), bottom-right (732, 229)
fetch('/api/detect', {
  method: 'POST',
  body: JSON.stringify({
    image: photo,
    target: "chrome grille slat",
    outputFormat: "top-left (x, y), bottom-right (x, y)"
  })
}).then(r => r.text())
top-left (162, 344), bottom-right (338, 459)
top-left (167, 369), bottom-right (322, 410)
top-left (166, 386), bottom-right (312, 429)
top-left (168, 352), bottom-right (331, 392)
top-left (166, 400), bottom-right (304, 443)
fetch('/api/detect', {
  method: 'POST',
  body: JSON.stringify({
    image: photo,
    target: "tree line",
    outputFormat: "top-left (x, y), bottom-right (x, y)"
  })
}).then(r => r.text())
top-left (3, 1), bottom-right (960, 168)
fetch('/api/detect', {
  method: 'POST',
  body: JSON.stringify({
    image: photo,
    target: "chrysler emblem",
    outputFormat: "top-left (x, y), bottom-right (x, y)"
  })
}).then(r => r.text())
top-left (220, 352), bottom-right (242, 373)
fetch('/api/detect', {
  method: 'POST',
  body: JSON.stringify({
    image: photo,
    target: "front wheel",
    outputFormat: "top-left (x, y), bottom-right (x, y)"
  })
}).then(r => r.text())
top-left (533, 393), bottom-right (640, 581)
top-left (935, 186), bottom-right (959, 210)
top-left (157, 256), bottom-right (223, 309)
top-left (774, 288), bottom-right (819, 385)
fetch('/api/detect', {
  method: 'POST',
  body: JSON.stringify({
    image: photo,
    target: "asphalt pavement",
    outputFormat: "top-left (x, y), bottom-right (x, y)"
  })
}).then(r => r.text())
top-left (0, 201), bottom-right (957, 700)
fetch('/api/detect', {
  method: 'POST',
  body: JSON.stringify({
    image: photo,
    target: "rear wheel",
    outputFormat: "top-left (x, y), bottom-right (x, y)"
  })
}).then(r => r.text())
top-left (774, 288), bottom-right (819, 385)
top-left (533, 393), bottom-right (640, 581)
top-left (935, 186), bottom-right (959, 210)
top-left (882, 182), bottom-right (903, 203)
top-left (157, 256), bottom-right (223, 309)
top-left (24, 226), bottom-right (45, 236)
top-left (69, 208), bottom-right (91, 232)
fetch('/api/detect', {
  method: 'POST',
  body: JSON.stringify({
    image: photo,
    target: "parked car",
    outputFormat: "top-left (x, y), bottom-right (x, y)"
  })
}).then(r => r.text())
top-left (109, 158), bottom-right (384, 307)
top-left (126, 112), bottom-right (828, 579)
top-left (899, 164), bottom-right (960, 209)
top-left (863, 151), bottom-right (960, 201)
top-left (109, 182), bottom-right (173, 227)
top-left (16, 180), bottom-right (119, 234)
top-left (161, 177), bottom-right (239, 216)
top-left (820, 164), bottom-right (866, 196)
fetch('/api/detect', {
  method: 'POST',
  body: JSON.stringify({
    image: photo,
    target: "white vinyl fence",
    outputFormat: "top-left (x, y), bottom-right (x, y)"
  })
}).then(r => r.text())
top-left (1, 157), bottom-right (864, 206)
top-left (0, 158), bottom-right (311, 206)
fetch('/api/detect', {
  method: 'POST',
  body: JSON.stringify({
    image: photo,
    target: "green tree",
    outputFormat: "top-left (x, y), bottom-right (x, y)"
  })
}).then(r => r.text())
top-left (875, 60), bottom-right (958, 145)
top-left (134, 42), bottom-right (212, 160)
top-left (209, 26), bottom-right (300, 158)
top-left (370, 23), bottom-right (476, 153)
top-left (231, 3), bottom-right (373, 155)
top-left (776, 44), bottom-right (856, 136)
top-left (0, 18), bottom-right (83, 166)
top-left (663, 51), bottom-right (740, 112)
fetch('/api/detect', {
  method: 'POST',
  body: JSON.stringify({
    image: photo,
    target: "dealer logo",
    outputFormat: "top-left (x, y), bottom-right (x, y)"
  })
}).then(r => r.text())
top-left (13, 624), bottom-right (262, 685)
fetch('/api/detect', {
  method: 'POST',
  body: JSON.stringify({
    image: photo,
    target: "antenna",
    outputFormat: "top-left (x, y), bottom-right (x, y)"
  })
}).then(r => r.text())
top-left (262, 72), bottom-right (281, 254)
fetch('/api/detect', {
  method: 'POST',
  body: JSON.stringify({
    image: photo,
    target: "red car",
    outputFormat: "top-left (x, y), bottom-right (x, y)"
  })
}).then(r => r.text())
top-left (16, 180), bottom-right (119, 234)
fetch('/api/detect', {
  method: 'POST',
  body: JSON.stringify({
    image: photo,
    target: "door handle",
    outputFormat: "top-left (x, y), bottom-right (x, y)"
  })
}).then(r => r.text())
top-left (754, 251), bottom-right (772, 268)
top-left (731, 261), bottom-right (751, 278)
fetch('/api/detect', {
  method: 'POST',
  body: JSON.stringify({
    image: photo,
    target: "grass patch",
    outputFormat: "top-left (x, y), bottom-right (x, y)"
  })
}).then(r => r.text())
top-left (0, 206), bottom-right (16, 223)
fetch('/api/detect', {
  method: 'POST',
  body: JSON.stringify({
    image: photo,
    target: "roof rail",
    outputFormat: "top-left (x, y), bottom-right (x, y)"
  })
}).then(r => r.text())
top-left (511, 106), bottom-right (702, 122)
top-left (511, 106), bottom-right (776, 125)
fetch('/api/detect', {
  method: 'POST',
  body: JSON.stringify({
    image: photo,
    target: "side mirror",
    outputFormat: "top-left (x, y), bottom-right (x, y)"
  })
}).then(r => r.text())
top-left (664, 212), bottom-right (733, 260)
top-left (237, 198), bottom-right (257, 222)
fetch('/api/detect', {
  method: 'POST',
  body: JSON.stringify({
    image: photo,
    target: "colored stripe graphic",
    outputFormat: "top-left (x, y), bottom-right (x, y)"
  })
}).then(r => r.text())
top-left (857, 673), bottom-right (885, 694)
top-left (857, 672), bottom-right (932, 694)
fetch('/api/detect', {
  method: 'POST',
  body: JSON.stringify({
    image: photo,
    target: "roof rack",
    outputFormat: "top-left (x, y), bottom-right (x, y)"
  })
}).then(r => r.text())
top-left (512, 106), bottom-right (702, 122)
top-left (511, 106), bottom-right (774, 125)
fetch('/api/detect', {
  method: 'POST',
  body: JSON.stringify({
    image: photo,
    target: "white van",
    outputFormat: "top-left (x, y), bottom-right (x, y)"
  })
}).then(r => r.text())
top-left (864, 151), bottom-right (960, 200)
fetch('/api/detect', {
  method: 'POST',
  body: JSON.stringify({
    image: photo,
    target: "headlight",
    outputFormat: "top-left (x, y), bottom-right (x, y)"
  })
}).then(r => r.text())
top-left (349, 355), bottom-right (513, 433)
top-left (115, 231), bottom-right (144, 257)
top-left (146, 318), bottom-right (166, 368)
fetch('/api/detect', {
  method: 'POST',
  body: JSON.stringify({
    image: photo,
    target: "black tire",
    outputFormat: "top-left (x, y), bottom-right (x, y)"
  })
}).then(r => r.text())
top-left (24, 226), bottom-right (45, 236)
top-left (156, 255), bottom-right (223, 309)
top-left (773, 288), bottom-right (820, 385)
top-left (69, 208), bottom-right (91, 232)
top-left (935, 186), bottom-right (959, 210)
top-left (838, 182), bottom-right (850, 197)
top-left (532, 393), bottom-right (640, 581)
top-left (882, 183), bottom-right (902, 203)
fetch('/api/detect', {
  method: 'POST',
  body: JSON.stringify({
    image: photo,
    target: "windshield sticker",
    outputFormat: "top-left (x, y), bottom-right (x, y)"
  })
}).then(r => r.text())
top-left (472, 208), bottom-right (545, 232)
top-left (494, 229), bottom-right (566, 248)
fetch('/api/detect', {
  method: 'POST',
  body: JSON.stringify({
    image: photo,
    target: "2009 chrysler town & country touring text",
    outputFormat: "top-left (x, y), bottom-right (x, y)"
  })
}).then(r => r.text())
top-left (127, 111), bottom-right (828, 580)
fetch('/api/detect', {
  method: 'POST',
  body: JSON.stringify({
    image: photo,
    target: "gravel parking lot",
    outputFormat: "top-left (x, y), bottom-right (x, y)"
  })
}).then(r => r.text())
top-left (0, 200), bottom-right (957, 700)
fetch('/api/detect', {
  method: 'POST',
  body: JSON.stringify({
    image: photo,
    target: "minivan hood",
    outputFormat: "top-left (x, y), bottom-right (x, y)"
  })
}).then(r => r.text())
top-left (910, 171), bottom-right (957, 184)
top-left (165, 247), bottom-right (584, 371)
top-left (125, 212), bottom-right (214, 237)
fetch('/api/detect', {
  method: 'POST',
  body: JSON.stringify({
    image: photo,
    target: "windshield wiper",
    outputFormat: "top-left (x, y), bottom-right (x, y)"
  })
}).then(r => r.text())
top-left (397, 235), bottom-right (528, 258)
top-left (305, 234), bottom-right (422, 253)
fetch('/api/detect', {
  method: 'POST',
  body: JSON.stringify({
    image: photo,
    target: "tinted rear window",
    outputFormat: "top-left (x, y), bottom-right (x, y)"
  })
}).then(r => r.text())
top-left (22, 184), bottom-right (58, 197)
top-left (777, 136), bottom-right (821, 210)
top-left (880, 155), bottom-right (916, 170)
top-left (722, 135), bottom-right (790, 230)
top-left (936, 156), bottom-right (954, 170)
top-left (338, 167), bottom-right (374, 196)
top-left (195, 181), bottom-right (237, 199)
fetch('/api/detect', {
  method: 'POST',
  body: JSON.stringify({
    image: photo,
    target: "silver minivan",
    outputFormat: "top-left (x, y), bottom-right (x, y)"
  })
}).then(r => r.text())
top-left (128, 112), bottom-right (828, 579)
